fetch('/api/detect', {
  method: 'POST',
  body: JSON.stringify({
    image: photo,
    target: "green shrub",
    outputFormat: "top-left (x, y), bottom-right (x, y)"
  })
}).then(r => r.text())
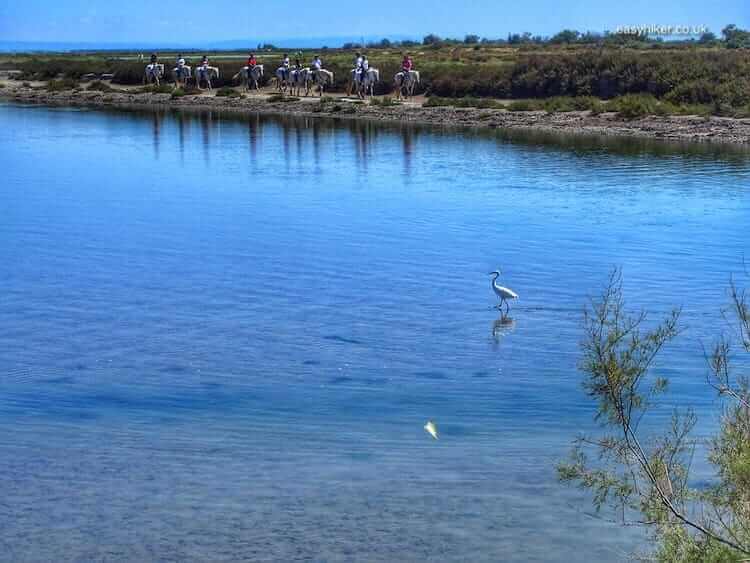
top-left (664, 79), bottom-right (717, 105)
top-left (86, 80), bottom-right (113, 92)
top-left (507, 99), bottom-right (543, 111)
top-left (320, 95), bottom-right (335, 104)
top-left (215, 87), bottom-right (240, 97)
top-left (609, 94), bottom-right (663, 118)
top-left (370, 96), bottom-right (400, 107)
top-left (424, 96), bottom-right (503, 109)
top-left (139, 84), bottom-right (173, 94)
top-left (267, 93), bottom-right (299, 103)
top-left (46, 78), bottom-right (78, 91)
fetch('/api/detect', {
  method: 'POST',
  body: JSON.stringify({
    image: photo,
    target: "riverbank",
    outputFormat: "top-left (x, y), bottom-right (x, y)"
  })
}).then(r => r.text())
top-left (3, 81), bottom-right (750, 145)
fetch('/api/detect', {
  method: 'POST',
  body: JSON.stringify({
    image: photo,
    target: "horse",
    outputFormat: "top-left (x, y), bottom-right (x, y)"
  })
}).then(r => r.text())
top-left (173, 65), bottom-right (192, 88)
top-left (195, 65), bottom-right (220, 90)
top-left (289, 68), bottom-right (310, 96)
top-left (306, 68), bottom-right (334, 97)
top-left (233, 65), bottom-right (264, 91)
top-left (355, 68), bottom-right (379, 99)
top-left (274, 67), bottom-right (292, 92)
top-left (144, 63), bottom-right (165, 86)
top-left (395, 70), bottom-right (420, 99)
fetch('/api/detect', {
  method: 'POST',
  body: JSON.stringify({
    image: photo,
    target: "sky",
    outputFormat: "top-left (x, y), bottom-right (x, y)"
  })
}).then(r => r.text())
top-left (0, 0), bottom-right (747, 45)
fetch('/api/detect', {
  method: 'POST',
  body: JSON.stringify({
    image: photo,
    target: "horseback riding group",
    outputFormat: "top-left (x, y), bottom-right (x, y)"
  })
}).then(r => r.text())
top-left (144, 50), bottom-right (420, 98)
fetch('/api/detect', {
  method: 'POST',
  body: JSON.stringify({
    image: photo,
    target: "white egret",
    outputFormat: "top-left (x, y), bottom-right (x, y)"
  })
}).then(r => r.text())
top-left (489, 270), bottom-right (518, 315)
top-left (424, 420), bottom-right (439, 440)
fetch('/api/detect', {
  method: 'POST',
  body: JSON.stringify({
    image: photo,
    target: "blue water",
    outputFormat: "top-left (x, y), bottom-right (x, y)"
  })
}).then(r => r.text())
top-left (1, 104), bottom-right (749, 561)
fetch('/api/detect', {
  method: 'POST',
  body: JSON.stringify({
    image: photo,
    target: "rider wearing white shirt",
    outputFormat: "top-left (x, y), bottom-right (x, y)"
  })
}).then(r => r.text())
top-left (354, 52), bottom-right (364, 82)
top-left (312, 56), bottom-right (322, 70)
top-left (281, 54), bottom-right (290, 80)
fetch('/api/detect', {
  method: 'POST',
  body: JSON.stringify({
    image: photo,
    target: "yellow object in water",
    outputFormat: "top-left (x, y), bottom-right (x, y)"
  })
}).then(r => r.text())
top-left (424, 420), bottom-right (439, 440)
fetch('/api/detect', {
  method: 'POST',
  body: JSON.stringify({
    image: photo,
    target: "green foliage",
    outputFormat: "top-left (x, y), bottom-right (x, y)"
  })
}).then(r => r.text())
top-left (139, 84), bottom-right (174, 94)
top-left (722, 25), bottom-right (750, 48)
top-left (86, 80), bottom-right (113, 92)
top-left (46, 78), bottom-right (78, 91)
top-left (215, 86), bottom-right (240, 97)
top-left (610, 93), bottom-right (662, 118)
top-left (560, 269), bottom-right (750, 561)
top-left (370, 96), bottom-right (400, 107)
top-left (267, 94), bottom-right (299, 103)
top-left (424, 96), bottom-right (504, 109)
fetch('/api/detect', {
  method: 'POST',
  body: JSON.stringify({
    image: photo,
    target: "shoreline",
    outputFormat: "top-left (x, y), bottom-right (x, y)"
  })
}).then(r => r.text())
top-left (3, 83), bottom-right (750, 145)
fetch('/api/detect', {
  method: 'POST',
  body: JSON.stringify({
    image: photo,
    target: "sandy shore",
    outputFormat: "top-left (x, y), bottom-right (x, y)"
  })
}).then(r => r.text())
top-left (3, 81), bottom-right (750, 145)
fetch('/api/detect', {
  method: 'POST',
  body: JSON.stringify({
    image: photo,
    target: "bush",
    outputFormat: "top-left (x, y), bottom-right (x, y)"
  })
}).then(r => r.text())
top-left (46, 78), bottom-right (78, 91)
top-left (370, 96), bottom-right (400, 107)
top-left (664, 79), bottom-right (717, 105)
top-left (507, 99), bottom-right (543, 111)
top-left (215, 87), bottom-right (240, 97)
top-left (424, 96), bottom-right (503, 109)
top-left (267, 94), bottom-right (299, 103)
top-left (609, 93), bottom-right (663, 119)
top-left (139, 84), bottom-right (173, 94)
top-left (86, 80), bottom-right (113, 92)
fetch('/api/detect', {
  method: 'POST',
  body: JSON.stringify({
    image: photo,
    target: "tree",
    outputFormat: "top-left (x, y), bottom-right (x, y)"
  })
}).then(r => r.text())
top-left (722, 24), bottom-right (750, 48)
top-left (698, 31), bottom-right (717, 44)
top-left (550, 29), bottom-right (580, 44)
top-left (422, 34), bottom-right (442, 46)
top-left (464, 34), bottom-right (480, 44)
top-left (559, 269), bottom-right (750, 561)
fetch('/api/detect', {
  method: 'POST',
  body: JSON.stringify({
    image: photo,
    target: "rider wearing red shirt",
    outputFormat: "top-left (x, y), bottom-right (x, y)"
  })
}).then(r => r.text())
top-left (402, 55), bottom-right (413, 72)
top-left (247, 53), bottom-right (257, 68)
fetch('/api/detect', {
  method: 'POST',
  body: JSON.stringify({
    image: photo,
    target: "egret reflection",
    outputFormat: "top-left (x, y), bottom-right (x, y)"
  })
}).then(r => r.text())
top-left (492, 314), bottom-right (516, 342)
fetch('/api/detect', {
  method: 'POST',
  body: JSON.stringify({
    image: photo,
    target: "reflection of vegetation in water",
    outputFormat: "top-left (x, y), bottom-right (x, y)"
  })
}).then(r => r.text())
top-left (559, 269), bottom-right (750, 561)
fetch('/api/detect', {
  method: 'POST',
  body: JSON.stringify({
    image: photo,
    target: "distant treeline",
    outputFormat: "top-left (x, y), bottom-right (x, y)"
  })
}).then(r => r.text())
top-left (346, 24), bottom-right (750, 50)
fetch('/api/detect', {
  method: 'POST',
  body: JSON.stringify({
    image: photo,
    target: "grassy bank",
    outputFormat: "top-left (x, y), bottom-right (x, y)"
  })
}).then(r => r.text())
top-left (2, 41), bottom-right (749, 117)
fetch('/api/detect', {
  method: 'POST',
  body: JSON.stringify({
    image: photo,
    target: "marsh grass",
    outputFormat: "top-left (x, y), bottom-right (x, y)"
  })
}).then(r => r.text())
top-left (267, 94), bottom-right (299, 103)
top-left (86, 80), bottom-right (113, 92)
top-left (424, 96), bottom-right (504, 109)
top-left (46, 78), bottom-right (78, 91)
top-left (370, 96), bottom-right (400, 107)
top-left (5, 45), bottom-right (749, 114)
top-left (215, 87), bottom-right (241, 97)
top-left (139, 84), bottom-right (174, 94)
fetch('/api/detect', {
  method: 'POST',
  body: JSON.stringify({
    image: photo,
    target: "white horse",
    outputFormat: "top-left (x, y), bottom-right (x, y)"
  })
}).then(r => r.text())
top-left (356, 68), bottom-right (379, 99)
top-left (233, 65), bottom-right (264, 91)
top-left (144, 63), bottom-right (165, 86)
top-left (289, 68), bottom-right (310, 96)
top-left (173, 65), bottom-right (192, 88)
top-left (195, 65), bottom-right (220, 90)
top-left (274, 67), bottom-right (292, 92)
top-left (306, 68), bottom-right (334, 96)
top-left (395, 70), bottom-right (420, 99)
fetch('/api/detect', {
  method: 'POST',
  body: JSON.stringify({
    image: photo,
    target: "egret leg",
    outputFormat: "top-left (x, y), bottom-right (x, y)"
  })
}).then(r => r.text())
top-left (504, 300), bottom-right (510, 316)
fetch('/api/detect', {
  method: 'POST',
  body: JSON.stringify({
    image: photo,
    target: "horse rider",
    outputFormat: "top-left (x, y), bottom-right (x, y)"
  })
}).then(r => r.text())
top-left (312, 55), bottom-right (322, 72)
top-left (175, 53), bottom-right (186, 79)
top-left (281, 53), bottom-right (290, 81)
top-left (353, 52), bottom-right (364, 83)
top-left (247, 52), bottom-right (257, 69)
top-left (149, 53), bottom-right (158, 65)
top-left (292, 58), bottom-right (303, 82)
top-left (402, 54), bottom-right (413, 74)
top-left (201, 55), bottom-right (209, 69)
top-left (362, 54), bottom-right (370, 78)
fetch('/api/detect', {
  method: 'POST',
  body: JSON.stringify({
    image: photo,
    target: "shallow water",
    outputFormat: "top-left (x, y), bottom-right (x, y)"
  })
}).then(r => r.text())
top-left (1, 104), bottom-right (749, 562)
